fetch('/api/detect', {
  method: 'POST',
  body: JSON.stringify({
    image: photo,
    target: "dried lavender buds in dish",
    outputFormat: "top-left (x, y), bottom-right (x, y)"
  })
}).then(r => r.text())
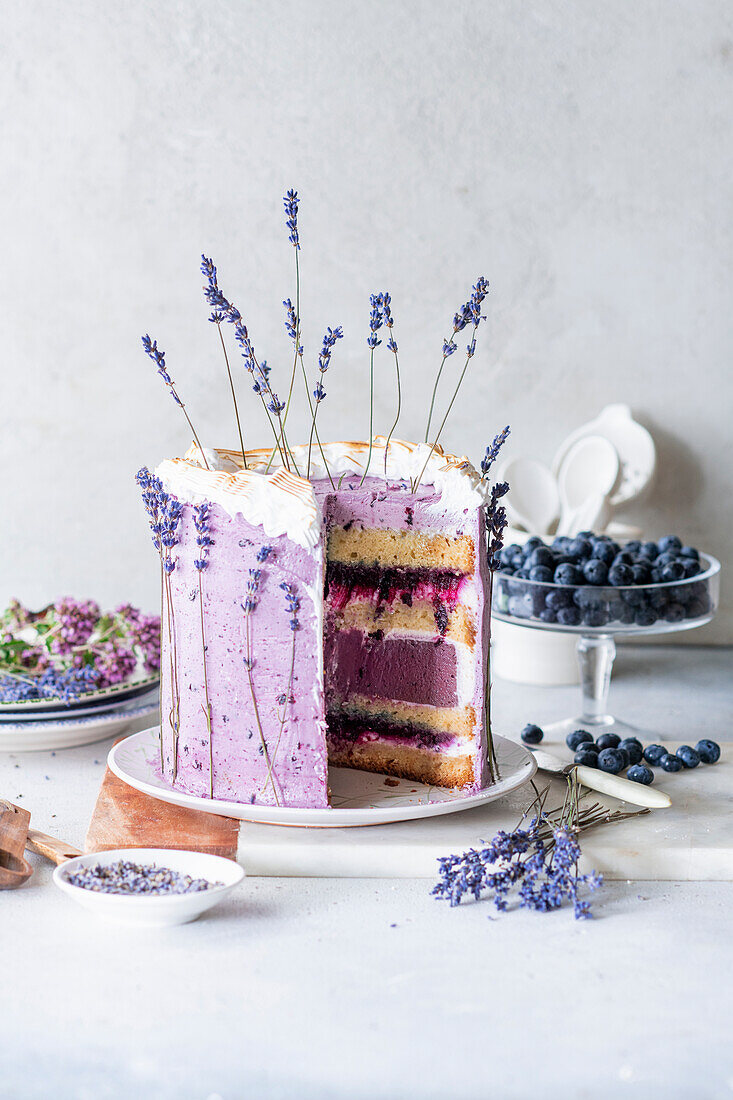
top-left (65, 860), bottom-right (223, 896)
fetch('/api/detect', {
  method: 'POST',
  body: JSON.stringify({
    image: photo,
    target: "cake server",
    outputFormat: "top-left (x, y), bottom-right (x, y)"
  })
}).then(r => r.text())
top-left (530, 749), bottom-right (672, 809)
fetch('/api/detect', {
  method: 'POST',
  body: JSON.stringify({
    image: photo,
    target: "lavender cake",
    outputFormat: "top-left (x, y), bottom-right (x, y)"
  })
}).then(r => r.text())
top-left (150, 438), bottom-right (493, 808)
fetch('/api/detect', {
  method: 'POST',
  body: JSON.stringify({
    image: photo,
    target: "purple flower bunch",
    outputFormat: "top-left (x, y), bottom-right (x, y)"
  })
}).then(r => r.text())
top-left (193, 502), bottom-right (213, 572)
top-left (279, 582), bottom-right (300, 631)
top-left (282, 298), bottom-right (303, 355)
top-left (432, 816), bottom-right (602, 920)
top-left (0, 599), bottom-right (162, 703)
top-left (136, 468), bottom-right (184, 571)
top-left (50, 597), bottom-right (100, 655)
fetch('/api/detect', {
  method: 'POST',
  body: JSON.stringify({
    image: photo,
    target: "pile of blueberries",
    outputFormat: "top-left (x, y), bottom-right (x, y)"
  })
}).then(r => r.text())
top-left (495, 533), bottom-right (711, 628)
top-left (521, 723), bottom-right (721, 785)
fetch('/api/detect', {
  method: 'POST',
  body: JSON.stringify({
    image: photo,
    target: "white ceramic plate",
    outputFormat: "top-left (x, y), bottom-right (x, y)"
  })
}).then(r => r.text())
top-left (108, 727), bottom-right (537, 827)
top-left (0, 696), bottom-right (160, 752)
top-left (53, 848), bottom-right (244, 926)
top-left (0, 674), bottom-right (160, 717)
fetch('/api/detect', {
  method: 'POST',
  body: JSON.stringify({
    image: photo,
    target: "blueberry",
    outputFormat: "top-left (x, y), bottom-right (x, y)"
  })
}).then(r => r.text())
top-left (584, 607), bottom-right (609, 627)
top-left (574, 588), bottom-right (604, 609)
top-left (539, 608), bottom-right (558, 623)
top-left (616, 748), bottom-right (630, 768)
top-left (695, 739), bottom-right (721, 764)
top-left (679, 545), bottom-right (699, 561)
top-left (552, 536), bottom-right (573, 553)
top-left (608, 564), bottom-right (633, 586)
top-left (658, 535), bottom-right (682, 554)
top-left (568, 537), bottom-right (593, 561)
top-left (660, 752), bottom-right (683, 773)
top-left (577, 742), bottom-right (599, 757)
top-left (650, 569), bottom-right (662, 583)
top-left (683, 559), bottom-right (701, 578)
top-left (618, 738), bottom-right (643, 765)
top-left (529, 566), bottom-right (554, 583)
top-left (566, 729), bottom-right (594, 751)
top-left (576, 530), bottom-right (595, 540)
top-left (598, 748), bottom-right (625, 773)
top-left (528, 547), bottom-right (554, 569)
top-left (557, 606), bottom-right (581, 626)
top-left (554, 562), bottom-right (582, 586)
top-left (627, 764), bottom-right (654, 785)
top-left (643, 743), bottom-right (668, 765)
top-left (631, 563), bottom-right (652, 585)
top-left (574, 749), bottom-right (599, 768)
top-left (654, 552), bottom-right (678, 569)
top-left (608, 599), bottom-right (634, 624)
top-left (686, 597), bottom-right (710, 619)
top-left (583, 559), bottom-right (609, 585)
top-left (546, 589), bottom-right (573, 610)
top-left (661, 561), bottom-right (685, 583)
top-left (624, 540), bottom-right (642, 554)
top-left (648, 589), bottom-right (668, 611)
top-left (612, 551), bottom-right (635, 567)
top-left (663, 602), bottom-right (685, 623)
top-left (676, 745), bottom-right (700, 768)
top-left (638, 542), bottom-right (659, 561)
top-left (622, 588), bottom-right (647, 608)
top-left (523, 537), bottom-right (544, 555)
top-left (590, 542), bottom-right (617, 565)
top-left (635, 606), bottom-right (658, 627)
top-left (521, 723), bottom-right (544, 745)
top-left (596, 732), bottom-right (621, 750)
top-left (500, 544), bottom-right (523, 568)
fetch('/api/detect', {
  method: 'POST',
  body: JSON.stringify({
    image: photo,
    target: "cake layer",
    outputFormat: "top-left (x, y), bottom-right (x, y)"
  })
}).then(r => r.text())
top-left (327, 714), bottom-right (462, 750)
top-left (325, 561), bottom-right (468, 613)
top-left (333, 599), bottom-right (476, 645)
top-left (325, 629), bottom-right (458, 707)
top-left (334, 696), bottom-right (478, 738)
top-left (327, 734), bottom-right (476, 788)
top-left (327, 526), bottom-right (475, 573)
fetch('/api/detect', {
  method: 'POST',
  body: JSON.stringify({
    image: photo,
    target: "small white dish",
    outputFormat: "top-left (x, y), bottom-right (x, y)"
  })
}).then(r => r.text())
top-left (53, 848), bottom-right (244, 927)
top-left (108, 727), bottom-right (537, 827)
top-left (0, 696), bottom-right (159, 752)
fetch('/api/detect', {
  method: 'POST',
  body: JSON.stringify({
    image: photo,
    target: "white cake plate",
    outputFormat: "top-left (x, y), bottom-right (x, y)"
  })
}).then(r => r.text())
top-left (108, 727), bottom-right (537, 827)
top-left (0, 696), bottom-right (160, 752)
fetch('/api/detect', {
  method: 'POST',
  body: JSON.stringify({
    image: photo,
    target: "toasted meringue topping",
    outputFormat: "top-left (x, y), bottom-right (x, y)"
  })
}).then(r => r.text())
top-left (156, 438), bottom-right (488, 549)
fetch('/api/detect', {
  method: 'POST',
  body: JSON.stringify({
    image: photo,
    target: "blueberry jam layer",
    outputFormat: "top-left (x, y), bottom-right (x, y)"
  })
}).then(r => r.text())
top-left (325, 629), bottom-right (458, 707)
top-left (325, 562), bottom-right (466, 634)
top-left (327, 715), bottom-right (458, 752)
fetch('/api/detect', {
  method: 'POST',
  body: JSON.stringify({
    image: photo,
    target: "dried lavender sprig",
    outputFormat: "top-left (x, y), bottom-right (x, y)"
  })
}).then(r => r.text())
top-left (481, 425), bottom-right (511, 479)
top-left (413, 278), bottom-right (490, 493)
top-left (307, 325), bottom-right (343, 478)
top-left (381, 293), bottom-right (402, 472)
top-left (424, 277), bottom-right (489, 443)
top-left (141, 336), bottom-right (210, 469)
top-left (360, 292), bottom-right (385, 485)
top-left (201, 254), bottom-right (247, 468)
top-left (201, 257), bottom-right (295, 472)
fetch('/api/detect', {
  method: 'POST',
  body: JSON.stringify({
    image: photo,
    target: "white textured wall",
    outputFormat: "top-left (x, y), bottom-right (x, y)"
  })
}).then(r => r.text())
top-left (2, 0), bottom-right (731, 641)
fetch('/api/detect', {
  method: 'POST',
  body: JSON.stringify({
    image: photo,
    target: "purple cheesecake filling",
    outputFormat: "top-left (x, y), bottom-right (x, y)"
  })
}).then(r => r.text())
top-left (327, 716), bottom-right (457, 752)
top-left (325, 629), bottom-right (458, 707)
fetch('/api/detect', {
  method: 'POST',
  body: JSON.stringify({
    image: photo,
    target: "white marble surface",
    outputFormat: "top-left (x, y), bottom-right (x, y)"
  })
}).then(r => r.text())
top-left (2, 645), bottom-right (733, 1098)
top-left (2, 0), bottom-right (732, 641)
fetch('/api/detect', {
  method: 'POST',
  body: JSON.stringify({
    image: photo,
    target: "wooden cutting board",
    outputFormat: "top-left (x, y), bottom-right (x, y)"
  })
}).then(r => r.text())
top-left (86, 743), bottom-right (733, 880)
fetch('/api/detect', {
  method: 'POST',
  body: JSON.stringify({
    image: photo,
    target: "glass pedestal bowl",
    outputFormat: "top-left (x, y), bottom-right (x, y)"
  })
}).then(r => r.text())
top-left (492, 554), bottom-right (721, 740)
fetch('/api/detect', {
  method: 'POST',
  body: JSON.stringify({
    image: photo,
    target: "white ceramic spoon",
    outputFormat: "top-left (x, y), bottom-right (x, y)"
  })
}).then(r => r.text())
top-left (557, 435), bottom-right (620, 537)
top-left (502, 457), bottom-right (560, 536)
top-left (552, 404), bottom-right (656, 508)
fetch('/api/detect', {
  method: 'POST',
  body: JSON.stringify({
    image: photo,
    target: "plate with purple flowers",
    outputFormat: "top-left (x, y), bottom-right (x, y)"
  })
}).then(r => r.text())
top-left (0, 695), bottom-right (159, 752)
top-left (109, 727), bottom-right (537, 827)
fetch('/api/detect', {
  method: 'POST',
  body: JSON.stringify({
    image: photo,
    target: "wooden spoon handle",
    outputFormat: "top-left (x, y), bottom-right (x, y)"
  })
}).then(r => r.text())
top-left (26, 828), bottom-right (81, 865)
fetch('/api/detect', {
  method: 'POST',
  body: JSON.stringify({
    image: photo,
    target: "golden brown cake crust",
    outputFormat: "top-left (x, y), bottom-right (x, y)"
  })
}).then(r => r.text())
top-left (328, 738), bottom-right (476, 789)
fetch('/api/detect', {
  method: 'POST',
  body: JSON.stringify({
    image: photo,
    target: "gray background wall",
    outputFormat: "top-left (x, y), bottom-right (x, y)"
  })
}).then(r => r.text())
top-left (2, 0), bottom-right (731, 642)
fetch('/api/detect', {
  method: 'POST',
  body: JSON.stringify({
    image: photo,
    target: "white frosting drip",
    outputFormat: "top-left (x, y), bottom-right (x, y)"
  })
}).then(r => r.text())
top-left (157, 438), bottom-right (487, 549)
